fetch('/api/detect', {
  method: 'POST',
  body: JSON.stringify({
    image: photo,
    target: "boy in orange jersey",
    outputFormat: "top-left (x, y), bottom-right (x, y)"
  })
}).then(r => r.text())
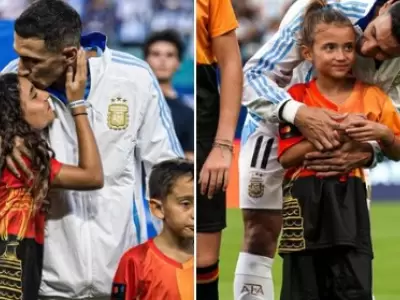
top-left (111, 159), bottom-right (194, 300)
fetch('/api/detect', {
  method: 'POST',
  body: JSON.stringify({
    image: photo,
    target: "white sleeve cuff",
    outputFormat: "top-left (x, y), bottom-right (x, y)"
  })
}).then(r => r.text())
top-left (280, 99), bottom-right (304, 124)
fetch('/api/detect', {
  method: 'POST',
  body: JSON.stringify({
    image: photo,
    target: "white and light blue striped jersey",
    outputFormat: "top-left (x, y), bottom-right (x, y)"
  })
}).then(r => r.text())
top-left (2, 33), bottom-right (183, 298)
top-left (242, 0), bottom-right (394, 123)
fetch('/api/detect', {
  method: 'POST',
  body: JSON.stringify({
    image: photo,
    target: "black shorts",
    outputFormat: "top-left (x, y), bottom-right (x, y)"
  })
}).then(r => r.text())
top-left (280, 247), bottom-right (372, 300)
top-left (196, 138), bottom-right (226, 233)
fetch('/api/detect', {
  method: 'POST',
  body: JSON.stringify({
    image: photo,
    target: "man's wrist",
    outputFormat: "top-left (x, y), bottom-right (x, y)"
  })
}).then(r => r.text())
top-left (365, 141), bottom-right (383, 168)
top-left (279, 99), bottom-right (304, 124)
top-left (381, 130), bottom-right (395, 148)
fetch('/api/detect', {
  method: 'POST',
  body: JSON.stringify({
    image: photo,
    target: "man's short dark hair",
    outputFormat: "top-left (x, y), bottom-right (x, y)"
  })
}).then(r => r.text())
top-left (389, 2), bottom-right (400, 44)
top-left (143, 29), bottom-right (185, 61)
top-left (15, 0), bottom-right (82, 52)
top-left (149, 158), bottom-right (194, 201)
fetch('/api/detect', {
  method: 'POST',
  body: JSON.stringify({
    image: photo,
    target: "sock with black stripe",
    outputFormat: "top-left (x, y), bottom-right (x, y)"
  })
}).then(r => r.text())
top-left (197, 261), bottom-right (219, 300)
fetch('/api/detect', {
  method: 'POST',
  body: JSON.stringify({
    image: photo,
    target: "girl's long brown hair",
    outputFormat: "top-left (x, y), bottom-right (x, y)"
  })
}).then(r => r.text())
top-left (0, 73), bottom-right (54, 212)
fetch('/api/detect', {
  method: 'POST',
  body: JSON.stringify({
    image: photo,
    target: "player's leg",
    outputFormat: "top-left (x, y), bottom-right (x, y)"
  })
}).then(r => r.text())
top-left (234, 127), bottom-right (284, 300)
top-left (234, 209), bottom-right (281, 300)
top-left (196, 138), bottom-right (226, 300)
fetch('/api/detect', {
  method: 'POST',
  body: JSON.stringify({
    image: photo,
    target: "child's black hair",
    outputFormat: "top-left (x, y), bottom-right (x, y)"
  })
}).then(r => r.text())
top-left (149, 158), bottom-right (194, 201)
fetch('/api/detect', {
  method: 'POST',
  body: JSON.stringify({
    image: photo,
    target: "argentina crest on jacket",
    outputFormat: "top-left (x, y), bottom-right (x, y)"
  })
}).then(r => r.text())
top-left (107, 97), bottom-right (129, 130)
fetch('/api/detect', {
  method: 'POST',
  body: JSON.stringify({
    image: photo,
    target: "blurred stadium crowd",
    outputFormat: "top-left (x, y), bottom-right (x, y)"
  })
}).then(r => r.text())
top-left (0, 0), bottom-right (193, 52)
top-left (0, 0), bottom-right (194, 155)
top-left (0, 0), bottom-right (193, 98)
top-left (232, 0), bottom-right (296, 62)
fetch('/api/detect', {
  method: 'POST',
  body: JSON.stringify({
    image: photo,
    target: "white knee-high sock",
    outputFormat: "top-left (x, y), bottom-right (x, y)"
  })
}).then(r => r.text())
top-left (234, 252), bottom-right (274, 300)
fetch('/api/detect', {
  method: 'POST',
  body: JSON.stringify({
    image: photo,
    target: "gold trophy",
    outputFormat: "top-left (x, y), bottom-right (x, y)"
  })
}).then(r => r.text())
top-left (0, 240), bottom-right (23, 300)
top-left (279, 170), bottom-right (306, 252)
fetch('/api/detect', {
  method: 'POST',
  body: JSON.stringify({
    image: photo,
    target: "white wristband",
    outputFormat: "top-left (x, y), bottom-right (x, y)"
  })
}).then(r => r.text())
top-left (69, 99), bottom-right (86, 109)
top-left (280, 100), bottom-right (304, 124)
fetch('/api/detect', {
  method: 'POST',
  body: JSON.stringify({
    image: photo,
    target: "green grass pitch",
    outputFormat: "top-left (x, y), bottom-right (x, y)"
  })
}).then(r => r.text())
top-left (219, 203), bottom-right (400, 300)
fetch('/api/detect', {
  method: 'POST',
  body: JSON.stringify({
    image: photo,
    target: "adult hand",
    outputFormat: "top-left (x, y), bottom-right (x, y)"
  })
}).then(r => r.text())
top-left (5, 136), bottom-right (33, 180)
top-left (294, 106), bottom-right (343, 151)
top-left (378, 0), bottom-right (396, 15)
top-left (337, 113), bottom-right (367, 129)
top-left (335, 113), bottom-right (367, 142)
top-left (199, 145), bottom-right (232, 199)
top-left (303, 139), bottom-right (373, 177)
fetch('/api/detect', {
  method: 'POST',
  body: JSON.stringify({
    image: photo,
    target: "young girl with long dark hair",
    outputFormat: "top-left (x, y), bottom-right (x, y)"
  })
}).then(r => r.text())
top-left (0, 49), bottom-right (103, 300)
